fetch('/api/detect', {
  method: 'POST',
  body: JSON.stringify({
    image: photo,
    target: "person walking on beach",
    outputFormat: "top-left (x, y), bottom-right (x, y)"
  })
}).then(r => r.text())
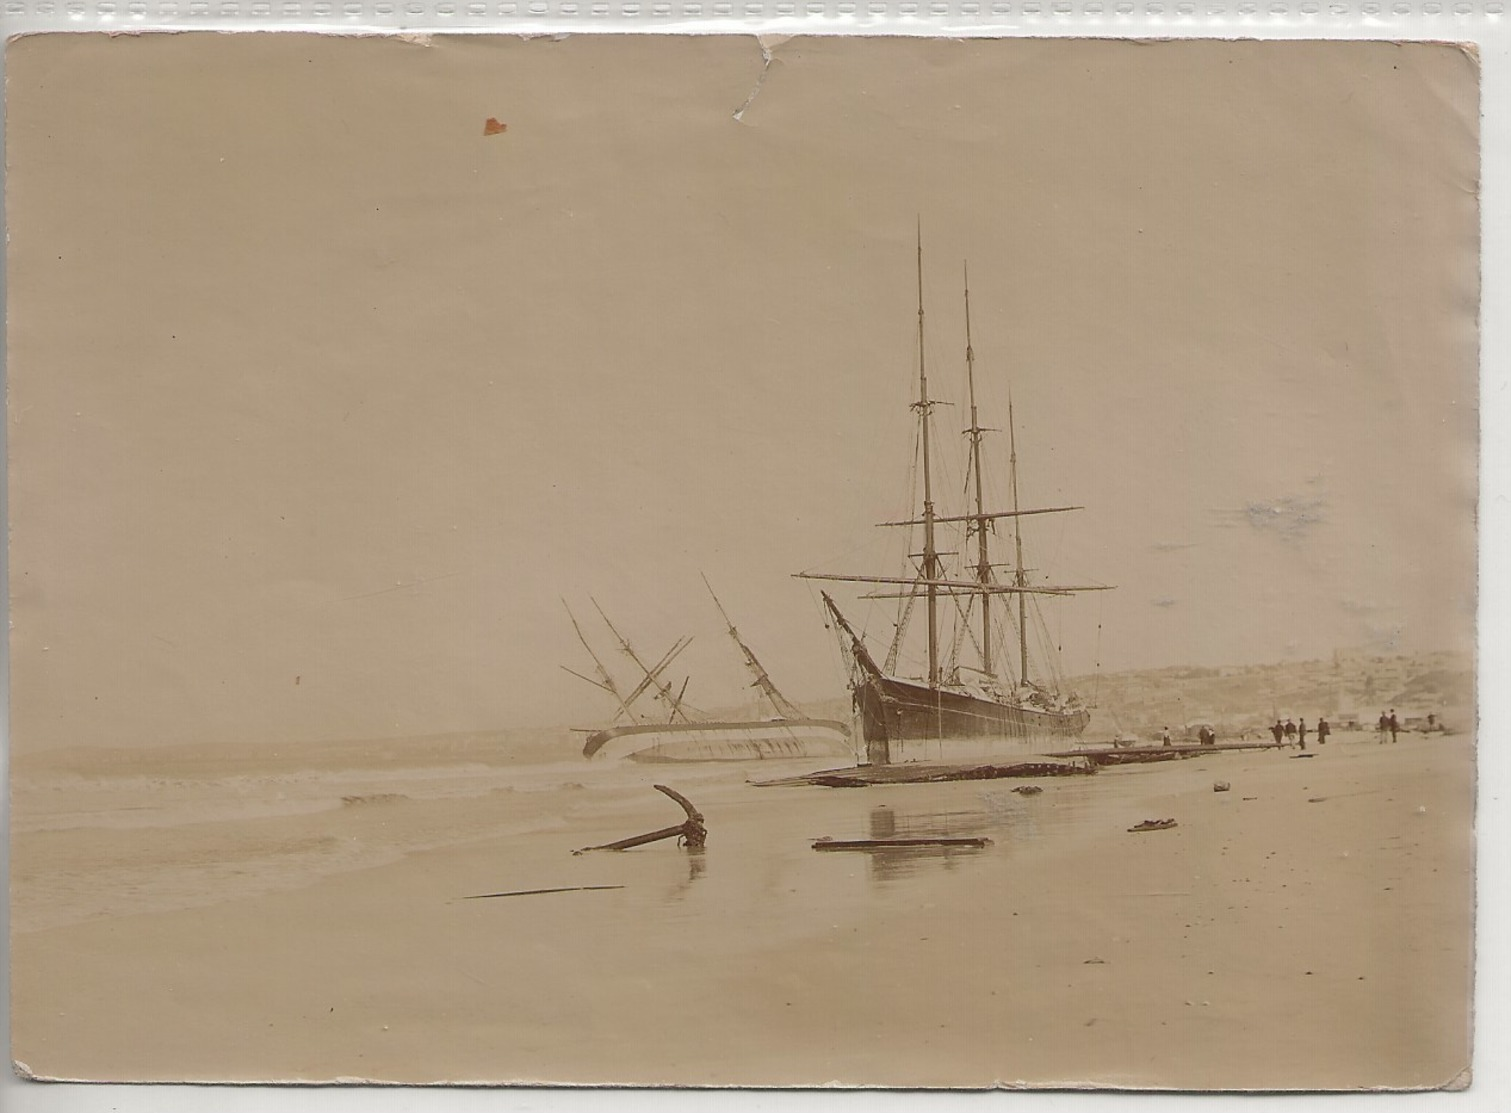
top-left (1161, 727), bottom-right (1171, 747)
top-left (1389, 709), bottom-right (1400, 743)
top-left (1378, 711), bottom-right (1389, 745)
top-left (1298, 718), bottom-right (1308, 751)
top-left (1285, 719), bottom-right (1297, 746)
top-left (1271, 720), bottom-right (1285, 746)
top-left (1317, 717), bottom-right (1330, 746)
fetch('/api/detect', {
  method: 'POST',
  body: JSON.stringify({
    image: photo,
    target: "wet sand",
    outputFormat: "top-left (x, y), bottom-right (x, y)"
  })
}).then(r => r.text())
top-left (10, 730), bottom-right (1472, 1088)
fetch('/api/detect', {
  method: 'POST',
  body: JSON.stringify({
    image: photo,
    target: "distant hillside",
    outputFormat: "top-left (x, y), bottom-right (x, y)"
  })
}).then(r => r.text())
top-left (1067, 648), bottom-right (1473, 739)
top-left (571, 648), bottom-right (1474, 746)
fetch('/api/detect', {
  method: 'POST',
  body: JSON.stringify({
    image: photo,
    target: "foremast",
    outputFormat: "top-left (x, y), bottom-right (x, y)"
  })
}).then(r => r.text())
top-left (703, 574), bottom-right (805, 720)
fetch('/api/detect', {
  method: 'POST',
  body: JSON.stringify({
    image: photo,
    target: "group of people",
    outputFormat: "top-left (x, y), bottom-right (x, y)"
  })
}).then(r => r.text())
top-left (1269, 716), bottom-right (1331, 751)
top-left (1159, 725), bottom-right (1218, 747)
top-left (1145, 711), bottom-right (1407, 752)
top-left (1263, 710), bottom-right (1403, 748)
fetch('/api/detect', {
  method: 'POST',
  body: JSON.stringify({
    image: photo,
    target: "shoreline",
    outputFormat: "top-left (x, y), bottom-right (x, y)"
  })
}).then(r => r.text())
top-left (9, 728), bottom-right (1473, 1088)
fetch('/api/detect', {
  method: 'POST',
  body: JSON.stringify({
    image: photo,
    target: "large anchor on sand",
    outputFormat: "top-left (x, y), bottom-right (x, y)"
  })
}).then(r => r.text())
top-left (573, 784), bottom-right (707, 855)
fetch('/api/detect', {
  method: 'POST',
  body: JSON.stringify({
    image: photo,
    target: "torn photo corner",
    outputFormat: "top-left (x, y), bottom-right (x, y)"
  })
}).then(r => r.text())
top-left (5, 30), bottom-right (1480, 1090)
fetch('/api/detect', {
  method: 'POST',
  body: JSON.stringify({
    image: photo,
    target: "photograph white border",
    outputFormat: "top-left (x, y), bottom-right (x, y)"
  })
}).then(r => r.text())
top-left (1, 4), bottom-right (1505, 1112)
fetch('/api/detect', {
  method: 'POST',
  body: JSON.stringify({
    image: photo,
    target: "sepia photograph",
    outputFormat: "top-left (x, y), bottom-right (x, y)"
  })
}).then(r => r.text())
top-left (6, 32), bottom-right (1479, 1089)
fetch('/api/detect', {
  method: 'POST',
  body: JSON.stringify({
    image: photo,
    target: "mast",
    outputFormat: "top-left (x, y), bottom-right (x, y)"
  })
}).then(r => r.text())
top-left (1007, 391), bottom-right (1029, 686)
top-left (915, 223), bottom-right (941, 689)
top-left (702, 574), bottom-right (804, 720)
top-left (963, 263), bottom-right (993, 680)
top-left (591, 598), bottom-right (693, 722)
top-left (562, 600), bottom-right (638, 723)
top-left (619, 636), bottom-right (694, 710)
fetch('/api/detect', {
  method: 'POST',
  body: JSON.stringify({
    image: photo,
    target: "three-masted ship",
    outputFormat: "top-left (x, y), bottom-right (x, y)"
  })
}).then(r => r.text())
top-left (565, 580), bottom-right (852, 763)
top-left (800, 240), bottom-right (1110, 764)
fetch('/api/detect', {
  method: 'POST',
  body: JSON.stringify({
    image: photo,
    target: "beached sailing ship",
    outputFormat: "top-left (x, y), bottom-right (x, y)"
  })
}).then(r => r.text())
top-left (564, 581), bottom-right (852, 762)
top-left (799, 241), bottom-right (1111, 764)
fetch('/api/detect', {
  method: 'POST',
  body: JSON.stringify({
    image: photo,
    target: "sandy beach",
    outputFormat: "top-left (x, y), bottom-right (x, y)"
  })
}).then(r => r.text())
top-left (9, 727), bottom-right (1472, 1089)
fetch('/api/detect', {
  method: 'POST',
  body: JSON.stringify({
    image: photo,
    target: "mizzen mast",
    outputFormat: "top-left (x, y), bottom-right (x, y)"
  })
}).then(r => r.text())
top-left (962, 263), bottom-right (994, 680)
top-left (914, 224), bottom-right (942, 689)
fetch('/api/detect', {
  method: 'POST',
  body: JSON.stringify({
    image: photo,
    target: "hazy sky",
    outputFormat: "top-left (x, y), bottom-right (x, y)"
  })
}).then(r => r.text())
top-left (6, 34), bottom-right (1479, 750)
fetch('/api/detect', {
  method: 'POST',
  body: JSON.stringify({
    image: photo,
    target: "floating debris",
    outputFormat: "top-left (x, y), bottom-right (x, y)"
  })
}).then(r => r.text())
top-left (1213, 781), bottom-right (1231, 793)
top-left (1048, 740), bottom-right (1279, 766)
top-left (757, 761), bottom-right (1092, 788)
top-left (812, 836), bottom-right (992, 851)
top-left (1127, 818), bottom-right (1178, 833)
top-left (1014, 785), bottom-right (1044, 796)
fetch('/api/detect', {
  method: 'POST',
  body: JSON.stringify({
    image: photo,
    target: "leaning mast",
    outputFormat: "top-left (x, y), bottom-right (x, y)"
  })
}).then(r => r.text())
top-left (702, 574), bottom-right (804, 720)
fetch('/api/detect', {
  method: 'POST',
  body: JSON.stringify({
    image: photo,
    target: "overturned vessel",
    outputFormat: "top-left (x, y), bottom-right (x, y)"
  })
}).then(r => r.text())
top-left (581, 717), bottom-right (852, 763)
top-left (566, 582), bottom-right (851, 763)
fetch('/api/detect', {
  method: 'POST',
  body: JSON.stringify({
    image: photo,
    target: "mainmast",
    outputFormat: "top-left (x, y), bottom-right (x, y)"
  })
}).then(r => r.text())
top-left (592, 598), bottom-right (693, 722)
top-left (963, 263), bottom-right (994, 680)
top-left (1007, 391), bottom-right (1029, 686)
top-left (914, 224), bottom-right (941, 689)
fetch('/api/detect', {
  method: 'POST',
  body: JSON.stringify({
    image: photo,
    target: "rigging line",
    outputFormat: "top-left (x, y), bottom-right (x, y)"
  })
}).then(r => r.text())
top-left (1030, 602), bottom-right (1063, 689)
top-left (885, 580), bottom-right (921, 676)
top-left (953, 593), bottom-right (987, 677)
top-left (945, 591), bottom-right (974, 679)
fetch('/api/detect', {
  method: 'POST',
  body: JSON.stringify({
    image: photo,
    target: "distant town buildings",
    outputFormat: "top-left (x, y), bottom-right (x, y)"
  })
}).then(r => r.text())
top-left (1075, 648), bottom-right (1470, 738)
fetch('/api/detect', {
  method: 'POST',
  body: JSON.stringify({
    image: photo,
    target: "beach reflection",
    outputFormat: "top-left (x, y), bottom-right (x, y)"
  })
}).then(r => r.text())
top-left (664, 846), bottom-right (707, 901)
top-left (854, 804), bottom-right (995, 886)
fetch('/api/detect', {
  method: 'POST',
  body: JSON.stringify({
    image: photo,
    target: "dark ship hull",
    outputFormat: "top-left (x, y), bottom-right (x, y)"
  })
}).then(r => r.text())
top-left (854, 672), bottom-right (1091, 748)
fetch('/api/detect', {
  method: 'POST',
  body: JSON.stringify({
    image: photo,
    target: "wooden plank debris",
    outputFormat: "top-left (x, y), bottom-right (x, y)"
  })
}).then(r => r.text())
top-left (463, 885), bottom-right (625, 900)
top-left (1047, 741), bottom-right (1284, 766)
top-left (811, 836), bottom-right (992, 851)
top-left (1127, 818), bottom-right (1178, 833)
top-left (754, 760), bottom-right (1093, 788)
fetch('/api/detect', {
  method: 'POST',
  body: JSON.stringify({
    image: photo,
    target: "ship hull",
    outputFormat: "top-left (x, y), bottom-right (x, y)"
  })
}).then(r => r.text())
top-left (855, 674), bottom-right (1091, 751)
top-left (583, 718), bottom-right (853, 762)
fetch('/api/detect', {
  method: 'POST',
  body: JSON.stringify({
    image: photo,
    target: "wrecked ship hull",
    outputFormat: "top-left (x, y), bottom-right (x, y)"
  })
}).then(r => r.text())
top-left (856, 673), bottom-right (1091, 749)
top-left (583, 718), bottom-right (853, 762)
